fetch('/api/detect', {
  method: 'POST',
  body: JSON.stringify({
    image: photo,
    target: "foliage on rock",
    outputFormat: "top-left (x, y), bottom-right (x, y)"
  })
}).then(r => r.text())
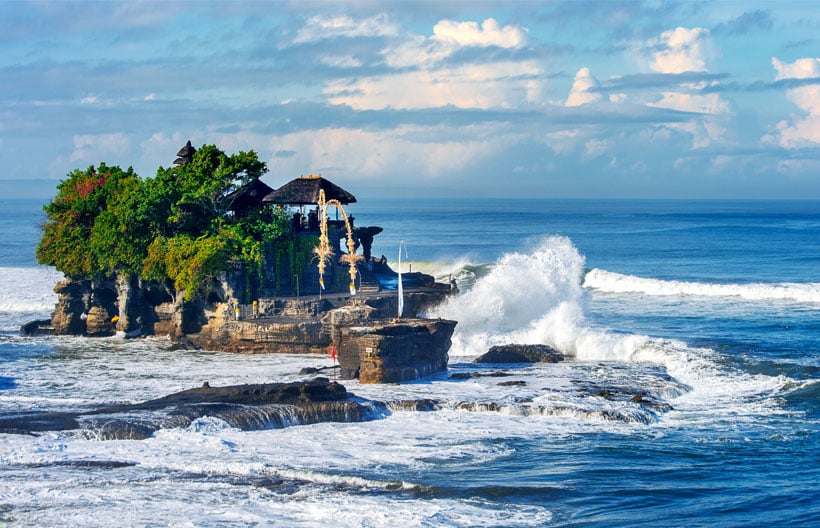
top-left (37, 145), bottom-right (289, 300)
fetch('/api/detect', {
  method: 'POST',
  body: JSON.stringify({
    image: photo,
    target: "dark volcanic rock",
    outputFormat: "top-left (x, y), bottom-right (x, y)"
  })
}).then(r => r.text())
top-left (448, 370), bottom-right (513, 380)
top-left (474, 344), bottom-right (563, 364)
top-left (20, 319), bottom-right (54, 336)
top-left (498, 380), bottom-right (527, 387)
top-left (0, 379), bottom-right (376, 438)
top-left (127, 377), bottom-right (349, 409)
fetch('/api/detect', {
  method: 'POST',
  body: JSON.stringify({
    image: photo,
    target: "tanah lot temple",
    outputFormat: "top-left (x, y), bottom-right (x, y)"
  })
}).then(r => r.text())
top-left (33, 142), bottom-right (459, 384)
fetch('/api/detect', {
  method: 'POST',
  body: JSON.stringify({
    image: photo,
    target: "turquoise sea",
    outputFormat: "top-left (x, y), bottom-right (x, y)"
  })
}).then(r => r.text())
top-left (1, 197), bottom-right (818, 526)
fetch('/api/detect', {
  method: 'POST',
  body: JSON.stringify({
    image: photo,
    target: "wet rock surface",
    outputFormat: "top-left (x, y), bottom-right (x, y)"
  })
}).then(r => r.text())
top-left (337, 318), bottom-right (456, 383)
top-left (474, 344), bottom-right (564, 364)
top-left (0, 379), bottom-right (385, 439)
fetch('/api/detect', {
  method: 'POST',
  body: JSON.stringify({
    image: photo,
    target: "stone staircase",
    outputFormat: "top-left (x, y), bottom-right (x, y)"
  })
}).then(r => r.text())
top-left (357, 267), bottom-right (380, 294)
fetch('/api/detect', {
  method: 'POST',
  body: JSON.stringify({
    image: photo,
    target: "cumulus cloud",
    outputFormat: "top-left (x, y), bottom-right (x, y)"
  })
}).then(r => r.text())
top-left (293, 14), bottom-right (399, 44)
top-left (641, 25), bottom-right (730, 149)
top-left (565, 67), bottom-right (602, 107)
top-left (650, 27), bottom-right (710, 74)
top-left (432, 18), bottom-right (528, 48)
top-left (384, 18), bottom-right (528, 68)
top-left (327, 17), bottom-right (537, 111)
top-left (764, 57), bottom-right (820, 148)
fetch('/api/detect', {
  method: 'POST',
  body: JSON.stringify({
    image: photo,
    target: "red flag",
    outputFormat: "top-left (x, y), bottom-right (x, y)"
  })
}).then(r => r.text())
top-left (330, 345), bottom-right (336, 362)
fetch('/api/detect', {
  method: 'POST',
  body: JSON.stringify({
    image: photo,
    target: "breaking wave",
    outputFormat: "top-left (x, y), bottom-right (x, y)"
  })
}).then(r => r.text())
top-left (426, 235), bottom-right (799, 421)
top-left (583, 268), bottom-right (820, 305)
top-left (428, 235), bottom-right (650, 361)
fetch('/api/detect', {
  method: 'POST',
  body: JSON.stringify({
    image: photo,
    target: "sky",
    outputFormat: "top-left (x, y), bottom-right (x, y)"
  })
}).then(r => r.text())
top-left (1, 0), bottom-right (819, 200)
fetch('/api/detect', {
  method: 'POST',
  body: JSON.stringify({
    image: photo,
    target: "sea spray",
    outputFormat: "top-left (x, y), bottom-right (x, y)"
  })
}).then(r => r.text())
top-left (429, 236), bottom-right (651, 360)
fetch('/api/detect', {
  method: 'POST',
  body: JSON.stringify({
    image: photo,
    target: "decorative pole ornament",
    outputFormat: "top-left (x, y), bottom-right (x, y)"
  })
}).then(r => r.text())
top-left (315, 189), bottom-right (362, 295)
top-left (398, 241), bottom-right (408, 318)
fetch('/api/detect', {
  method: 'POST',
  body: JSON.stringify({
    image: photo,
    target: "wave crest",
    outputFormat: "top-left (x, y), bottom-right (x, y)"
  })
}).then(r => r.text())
top-left (428, 236), bottom-right (649, 361)
top-left (584, 269), bottom-right (820, 304)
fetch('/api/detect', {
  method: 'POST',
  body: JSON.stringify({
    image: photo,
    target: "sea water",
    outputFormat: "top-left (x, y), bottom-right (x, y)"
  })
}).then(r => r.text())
top-left (1, 197), bottom-right (818, 527)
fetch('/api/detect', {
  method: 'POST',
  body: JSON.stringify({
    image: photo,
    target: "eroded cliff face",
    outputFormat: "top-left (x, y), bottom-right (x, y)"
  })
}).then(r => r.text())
top-left (45, 271), bottom-right (456, 383)
top-left (51, 274), bottom-right (179, 337)
top-left (337, 318), bottom-right (456, 384)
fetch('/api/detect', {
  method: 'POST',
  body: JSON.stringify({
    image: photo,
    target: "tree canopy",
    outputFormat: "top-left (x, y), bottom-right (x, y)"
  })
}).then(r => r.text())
top-left (37, 145), bottom-right (289, 300)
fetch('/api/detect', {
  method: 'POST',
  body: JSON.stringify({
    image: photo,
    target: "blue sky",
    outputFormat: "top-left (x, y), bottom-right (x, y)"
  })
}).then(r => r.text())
top-left (1, 0), bottom-right (819, 199)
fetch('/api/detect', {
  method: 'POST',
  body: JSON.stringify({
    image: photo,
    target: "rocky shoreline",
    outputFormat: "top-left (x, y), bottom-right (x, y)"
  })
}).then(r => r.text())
top-left (23, 269), bottom-right (458, 385)
top-left (0, 365), bottom-right (676, 439)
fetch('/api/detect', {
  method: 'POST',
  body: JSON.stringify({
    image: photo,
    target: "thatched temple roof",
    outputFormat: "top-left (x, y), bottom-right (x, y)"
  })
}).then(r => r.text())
top-left (263, 175), bottom-right (357, 205)
top-left (224, 178), bottom-right (274, 214)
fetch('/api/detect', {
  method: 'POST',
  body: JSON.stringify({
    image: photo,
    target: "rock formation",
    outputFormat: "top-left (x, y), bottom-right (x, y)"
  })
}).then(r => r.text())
top-left (337, 318), bottom-right (456, 383)
top-left (0, 378), bottom-right (384, 439)
top-left (36, 268), bottom-right (456, 383)
top-left (474, 344), bottom-right (564, 364)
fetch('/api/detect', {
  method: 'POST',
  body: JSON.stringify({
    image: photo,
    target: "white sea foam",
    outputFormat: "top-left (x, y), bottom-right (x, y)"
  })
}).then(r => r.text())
top-left (429, 235), bottom-right (650, 360)
top-left (426, 235), bottom-right (798, 425)
top-left (0, 266), bottom-right (61, 318)
top-left (584, 268), bottom-right (820, 304)
top-left (0, 267), bottom-right (61, 330)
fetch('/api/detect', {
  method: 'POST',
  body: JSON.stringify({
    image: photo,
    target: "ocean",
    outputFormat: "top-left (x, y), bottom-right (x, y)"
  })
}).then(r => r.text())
top-left (1, 196), bottom-right (818, 527)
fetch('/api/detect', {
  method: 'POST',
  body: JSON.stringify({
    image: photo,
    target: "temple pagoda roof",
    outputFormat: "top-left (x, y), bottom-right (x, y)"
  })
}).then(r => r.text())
top-left (224, 178), bottom-right (274, 213)
top-left (263, 174), bottom-right (357, 205)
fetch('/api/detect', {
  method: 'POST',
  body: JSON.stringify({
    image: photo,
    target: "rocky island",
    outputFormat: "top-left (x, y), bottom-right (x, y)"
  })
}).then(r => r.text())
top-left (28, 142), bottom-right (457, 384)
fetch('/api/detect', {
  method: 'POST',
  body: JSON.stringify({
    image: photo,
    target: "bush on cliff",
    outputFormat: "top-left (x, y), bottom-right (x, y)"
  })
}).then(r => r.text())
top-left (37, 145), bottom-right (289, 300)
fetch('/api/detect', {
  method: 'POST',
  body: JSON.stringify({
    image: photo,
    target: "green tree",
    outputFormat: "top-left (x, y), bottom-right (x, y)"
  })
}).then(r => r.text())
top-left (37, 164), bottom-right (140, 277)
top-left (38, 144), bottom-right (290, 301)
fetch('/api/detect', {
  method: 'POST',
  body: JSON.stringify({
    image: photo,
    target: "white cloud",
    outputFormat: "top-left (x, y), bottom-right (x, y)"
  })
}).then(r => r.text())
top-left (772, 57), bottom-right (820, 80)
top-left (384, 18), bottom-right (527, 68)
top-left (661, 117), bottom-right (727, 149)
top-left (293, 14), bottom-right (399, 44)
top-left (384, 35), bottom-right (451, 68)
top-left (324, 60), bottom-right (544, 110)
top-left (328, 17), bottom-right (538, 111)
top-left (649, 27), bottom-right (710, 74)
top-left (263, 124), bottom-right (509, 183)
top-left (642, 27), bottom-right (729, 124)
top-left (565, 67), bottom-right (602, 107)
top-left (70, 133), bottom-right (130, 163)
top-left (648, 92), bottom-right (729, 114)
top-left (765, 57), bottom-right (820, 148)
top-left (432, 18), bottom-right (528, 49)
